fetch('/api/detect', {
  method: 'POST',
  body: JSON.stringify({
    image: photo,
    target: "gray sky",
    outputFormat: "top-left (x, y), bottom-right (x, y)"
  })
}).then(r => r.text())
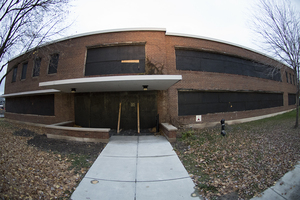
top-left (66, 0), bottom-right (258, 49)
top-left (1, 0), bottom-right (299, 95)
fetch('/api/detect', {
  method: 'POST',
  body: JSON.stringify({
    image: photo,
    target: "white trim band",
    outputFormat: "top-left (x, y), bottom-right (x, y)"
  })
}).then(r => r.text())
top-left (1, 89), bottom-right (60, 98)
top-left (39, 75), bottom-right (182, 93)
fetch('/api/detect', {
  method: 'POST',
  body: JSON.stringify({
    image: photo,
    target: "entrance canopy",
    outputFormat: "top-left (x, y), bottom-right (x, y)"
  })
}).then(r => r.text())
top-left (39, 75), bottom-right (182, 93)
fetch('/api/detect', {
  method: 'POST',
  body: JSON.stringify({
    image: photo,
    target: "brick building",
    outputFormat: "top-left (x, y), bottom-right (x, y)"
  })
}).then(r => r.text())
top-left (2, 28), bottom-right (297, 141)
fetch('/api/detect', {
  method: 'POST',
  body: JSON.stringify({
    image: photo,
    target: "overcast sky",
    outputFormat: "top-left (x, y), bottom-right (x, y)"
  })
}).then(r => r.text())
top-left (1, 0), bottom-right (300, 95)
top-left (66, 0), bottom-right (258, 49)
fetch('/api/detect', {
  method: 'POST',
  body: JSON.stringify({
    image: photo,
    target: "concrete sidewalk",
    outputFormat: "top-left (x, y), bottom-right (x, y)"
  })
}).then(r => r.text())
top-left (251, 162), bottom-right (300, 200)
top-left (71, 135), bottom-right (203, 200)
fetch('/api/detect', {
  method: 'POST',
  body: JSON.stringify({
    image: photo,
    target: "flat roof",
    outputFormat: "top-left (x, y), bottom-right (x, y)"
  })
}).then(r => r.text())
top-left (39, 75), bottom-right (182, 93)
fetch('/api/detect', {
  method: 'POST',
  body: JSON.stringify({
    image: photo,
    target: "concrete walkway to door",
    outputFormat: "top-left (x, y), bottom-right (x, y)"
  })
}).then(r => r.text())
top-left (71, 135), bottom-right (203, 200)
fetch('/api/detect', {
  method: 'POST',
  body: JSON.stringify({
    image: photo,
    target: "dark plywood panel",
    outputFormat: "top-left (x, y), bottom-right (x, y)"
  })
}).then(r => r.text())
top-left (176, 49), bottom-right (282, 82)
top-left (85, 45), bottom-right (145, 76)
top-left (75, 91), bottom-right (157, 129)
top-left (89, 93), bottom-right (120, 128)
top-left (120, 94), bottom-right (138, 129)
top-left (288, 93), bottom-right (296, 105)
top-left (6, 95), bottom-right (54, 116)
top-left (139, 92), bottom-right (157, 129)
top-left (178, 91), bottom-right (283, 116)
top-left (74, 93), bottom-right (90, 127)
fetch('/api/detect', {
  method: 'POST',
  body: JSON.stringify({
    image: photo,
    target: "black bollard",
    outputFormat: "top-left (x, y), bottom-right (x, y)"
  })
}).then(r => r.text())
top-left (220, 119), bottom-right (226, 136)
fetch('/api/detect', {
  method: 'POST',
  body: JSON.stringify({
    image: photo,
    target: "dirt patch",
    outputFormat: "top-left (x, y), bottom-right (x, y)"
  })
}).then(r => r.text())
top-left (27, 134), bottom-right (105, 156)
top-left (13, 128), bottom-right (38, 137)
top-left (214, 192), bottom-right (240, 200)
top-left (109, 128), bottom-right (157, 136)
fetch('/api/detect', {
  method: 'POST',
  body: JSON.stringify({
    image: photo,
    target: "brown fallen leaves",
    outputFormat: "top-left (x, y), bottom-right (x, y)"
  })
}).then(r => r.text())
top-left (0, 121), bottom-right (90, 199)
top-left (173, 113), bottom-right (300, 199)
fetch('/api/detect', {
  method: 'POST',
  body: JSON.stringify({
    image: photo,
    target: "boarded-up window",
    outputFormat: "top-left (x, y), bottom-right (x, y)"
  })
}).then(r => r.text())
top-left (6, 95), bottom-right (54, 116)
top-left (176, 49), bottom-right (282, 82)
top-left (12, 66), bottom-right (18, 82)
top-left (48, 53), bottom-right (59, 74)
top-left (33, 57), bottom-right (41, 77)
top-left (85, 45), bottom-right (145, 76)
top-left (21, 62), bottom-right (28, 80)
top-left (293, 75), bottom-right (295, 85)
top-left (288, 94), bottom-right (296, 105)
top-left (178, 91), bottom-right (283, 116)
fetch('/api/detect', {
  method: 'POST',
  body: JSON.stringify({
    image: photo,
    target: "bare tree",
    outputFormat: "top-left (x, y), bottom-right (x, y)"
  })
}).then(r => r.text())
top-left (0, 0), bottom-right (70, 84)
top-left (251, 0), bottom-right (300, 128)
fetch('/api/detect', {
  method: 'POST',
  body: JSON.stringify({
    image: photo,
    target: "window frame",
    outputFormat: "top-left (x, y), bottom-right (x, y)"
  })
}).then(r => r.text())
top-left (293, 75), bottom-right (295, 85)
top-left (48, 53), bottom-right (59, 74)
top-left (21, 62), bottom-right (28, 80)
top-left (32, 57), bottom-right (41, 77)
top-left (12, 66), bottom-right (18, 82)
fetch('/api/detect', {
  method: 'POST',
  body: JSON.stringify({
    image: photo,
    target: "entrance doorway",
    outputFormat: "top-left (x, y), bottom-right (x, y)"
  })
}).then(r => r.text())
top-left (75, 91), bottom-right (157, 132)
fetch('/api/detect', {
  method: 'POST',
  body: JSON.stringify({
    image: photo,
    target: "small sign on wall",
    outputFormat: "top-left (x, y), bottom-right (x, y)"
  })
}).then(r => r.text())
top-left (196, 115), bottom-right (202, 122)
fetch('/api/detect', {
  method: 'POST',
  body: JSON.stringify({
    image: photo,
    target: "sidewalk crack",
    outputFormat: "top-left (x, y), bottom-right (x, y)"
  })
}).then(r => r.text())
top-left (271, 188), bottom-right (288, 200)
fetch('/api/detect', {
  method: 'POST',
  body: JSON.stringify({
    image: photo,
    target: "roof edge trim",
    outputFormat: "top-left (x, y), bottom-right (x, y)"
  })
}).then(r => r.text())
top-left (50, 28), bottom-right (166, 47)
top-left (68, 27), bottom-right (166, 39)
top-left (1, 89), bottom-right (60, 98)
top-left (9, 28), bottom-right (166, 62)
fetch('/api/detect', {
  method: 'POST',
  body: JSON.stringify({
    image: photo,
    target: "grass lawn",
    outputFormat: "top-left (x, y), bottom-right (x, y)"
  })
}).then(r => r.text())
top-left (172, 109), bottom-right (300, 199)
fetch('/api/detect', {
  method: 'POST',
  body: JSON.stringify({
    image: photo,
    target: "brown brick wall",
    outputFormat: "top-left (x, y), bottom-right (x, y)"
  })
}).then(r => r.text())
top-left (164, 35), bottom-right (297, 126)
top-left (4, 30), bottom-right (297, 128)
top-left (5, 112), bottom-right (56, 125)
top-left (177, 105), bottom-right (296, 126)
top-left (45, 128), bottom-right (109, 139)
top-left (5, 31), bottom-right (168, 124)
top-left (5, 31), bottom-right (167, 94)
top-left (159, 124), bottom-right (177, 142)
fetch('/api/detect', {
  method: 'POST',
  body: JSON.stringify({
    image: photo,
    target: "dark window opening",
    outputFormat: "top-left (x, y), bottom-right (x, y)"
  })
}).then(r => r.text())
top-left (178, 91), bottom-right (283, 116)
top-left (289, 73), bottom-right (292, 84)
top-left (48, 53), bottom-right (59, 74)
top-left (33, 57), bottom-right (41, 77)
top-left (286, 72), bottom-right (289, 83)
top-left (176, 49), bottom-right (282, 81)
top-left (21, 62), bottom-right (28, 80)
top-left (12, 66), bottom-right (18, 82)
